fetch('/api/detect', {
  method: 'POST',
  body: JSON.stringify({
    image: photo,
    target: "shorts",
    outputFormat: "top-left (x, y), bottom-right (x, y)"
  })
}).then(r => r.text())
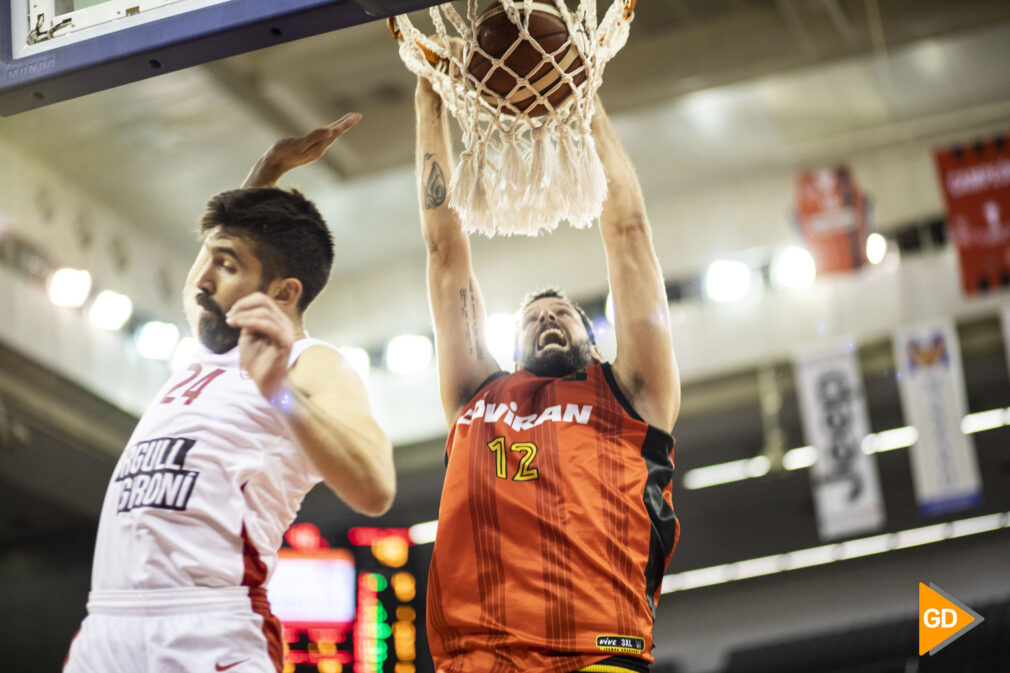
top-left (64, 586), bottom-right (282, 673)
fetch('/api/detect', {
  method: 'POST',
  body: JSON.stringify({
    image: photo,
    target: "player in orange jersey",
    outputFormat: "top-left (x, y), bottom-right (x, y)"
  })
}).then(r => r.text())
top-left (415, 75), bottom-right (681, 673)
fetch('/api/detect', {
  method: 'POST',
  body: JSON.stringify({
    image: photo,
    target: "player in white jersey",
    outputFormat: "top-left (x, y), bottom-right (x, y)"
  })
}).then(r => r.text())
top-left (65, 113), bottom-right (395, 673)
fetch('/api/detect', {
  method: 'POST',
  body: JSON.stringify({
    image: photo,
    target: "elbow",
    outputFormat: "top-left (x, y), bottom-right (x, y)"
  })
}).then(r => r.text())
top-left (358, 478), bottom-right (396, 517)
top-left (602, 211), bottom-right (651, 241)
top-left (347, 459), bottom-right (396, 517)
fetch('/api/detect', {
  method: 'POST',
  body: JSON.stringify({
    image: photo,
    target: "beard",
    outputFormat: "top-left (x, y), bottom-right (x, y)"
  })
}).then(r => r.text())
top-left (519, 339), bottom-right (596, 378)
top-left (195, 293), bottom-right (241, 354)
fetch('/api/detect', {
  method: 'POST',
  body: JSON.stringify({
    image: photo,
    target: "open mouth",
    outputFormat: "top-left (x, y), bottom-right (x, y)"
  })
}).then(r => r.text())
top-left (537, 327), bottom-right (568, 352)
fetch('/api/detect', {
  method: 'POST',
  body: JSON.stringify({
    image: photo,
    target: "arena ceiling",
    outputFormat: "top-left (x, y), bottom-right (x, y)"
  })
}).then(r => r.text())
top-left (1, 0), bottom-right (1009, 277)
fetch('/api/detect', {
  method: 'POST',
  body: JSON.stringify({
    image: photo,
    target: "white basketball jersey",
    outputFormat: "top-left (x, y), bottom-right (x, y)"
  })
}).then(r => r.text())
top-left (91, 338), bottom-right (332, 591)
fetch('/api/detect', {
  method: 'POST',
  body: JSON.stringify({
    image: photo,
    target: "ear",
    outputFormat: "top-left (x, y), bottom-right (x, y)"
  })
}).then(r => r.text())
top-left (590, 344), bottom-right (603, 363)
top-left (268, 277), bottom-right (304, 310)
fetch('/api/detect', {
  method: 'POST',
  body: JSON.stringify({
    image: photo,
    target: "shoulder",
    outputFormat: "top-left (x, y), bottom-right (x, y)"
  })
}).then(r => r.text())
top-left (289, 338), bottom-right (339, 365)
top-left (597, 362), bottom-right (677, 432)
top-left (288, 341), bottom-right (362, 396)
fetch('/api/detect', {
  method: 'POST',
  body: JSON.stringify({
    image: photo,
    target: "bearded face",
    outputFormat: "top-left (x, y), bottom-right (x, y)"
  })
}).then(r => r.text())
top-left (516, 297), bottom-right (599, 378)
top-left (195, 292), bottom-right (241, 354)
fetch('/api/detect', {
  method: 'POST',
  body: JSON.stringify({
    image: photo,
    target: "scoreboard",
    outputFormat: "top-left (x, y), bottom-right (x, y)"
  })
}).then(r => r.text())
top-left (268, 523), bottom-right (425, 673)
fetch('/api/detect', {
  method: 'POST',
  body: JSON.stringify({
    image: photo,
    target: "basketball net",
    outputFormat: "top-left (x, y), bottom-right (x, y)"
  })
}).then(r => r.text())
top-left (391, 0), bottom-right (635, 237)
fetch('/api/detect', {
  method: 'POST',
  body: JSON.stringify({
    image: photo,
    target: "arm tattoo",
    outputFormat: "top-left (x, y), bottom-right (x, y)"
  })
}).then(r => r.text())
top-left (469, 280), bottom-right (483, 360)
top-left (424, 160), bottom-right (447, 210)
top-left (460, 287), bottom-right (474, 356)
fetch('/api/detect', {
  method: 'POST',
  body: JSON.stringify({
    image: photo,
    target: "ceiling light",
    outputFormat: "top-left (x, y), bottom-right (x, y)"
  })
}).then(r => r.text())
top-left (961, 408), bottom-right (1008, 434)
top-left (47, 268), bottom-right (92, 308)
top-left (88, 290), bottom-right (133, 330)
top-left (704, 260), bottom-right (751, 302)
top-left (862, 426), bottom-right (918, 453)
top-left (683, 458), bottom-right (752, 490)
top-left (866, 232), bottom-right (887, 265)
top-left (783, 445), bottom-right (816, 470)
top-left (337, 347), bottom-right (371, 380)
top-left (770, 246), bottom-right (816, 289)
top-left (659, 512), bottom-right (1009, 594)
top-left (136, 320), bottom-right (180, 360)
top-left (385, 334), bottom-right (433, 375)
top-left (408, 520), bottom-right (438, 545)
top-left (486, 312), bottom-right (518, 370)
top-left (170, 336), bottom-right (199, 372)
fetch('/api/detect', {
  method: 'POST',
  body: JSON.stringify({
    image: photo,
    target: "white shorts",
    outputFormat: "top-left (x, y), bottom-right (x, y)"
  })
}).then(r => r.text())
top-left (64, 586), bottom-right (282, 673)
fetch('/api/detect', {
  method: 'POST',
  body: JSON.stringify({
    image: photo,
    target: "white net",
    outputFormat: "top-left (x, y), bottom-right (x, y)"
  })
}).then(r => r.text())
top-left (392, 0), bottom-right (635, 236)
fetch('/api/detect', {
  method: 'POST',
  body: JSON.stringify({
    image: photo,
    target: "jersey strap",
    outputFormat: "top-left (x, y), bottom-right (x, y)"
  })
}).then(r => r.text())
top-left (288, 337), bottom-right (338, 367)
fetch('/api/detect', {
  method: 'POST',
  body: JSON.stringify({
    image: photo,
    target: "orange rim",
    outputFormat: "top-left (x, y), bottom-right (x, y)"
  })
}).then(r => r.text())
top-left (623, 0), bottom-right (636, 20)
top-left (417, 40), bottom-right (440, 66)
top-left (388, 17), bottom-right (440, 66)
top-left (387, 17), bottom-right (402, 40)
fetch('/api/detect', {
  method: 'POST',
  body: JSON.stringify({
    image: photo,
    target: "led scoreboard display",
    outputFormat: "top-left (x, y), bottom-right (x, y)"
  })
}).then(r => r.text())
top-left (268, 523), bottom-right (423, 673)
top-left (349, 526), bottom-right (419, 673)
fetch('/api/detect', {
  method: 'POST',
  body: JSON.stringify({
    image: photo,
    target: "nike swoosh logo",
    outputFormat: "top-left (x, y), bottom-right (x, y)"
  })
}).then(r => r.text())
top-left (215, 660), bottom-right (248, 671)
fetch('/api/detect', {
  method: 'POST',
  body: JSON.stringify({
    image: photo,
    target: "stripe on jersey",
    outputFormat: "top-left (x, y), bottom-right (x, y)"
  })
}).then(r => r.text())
top-left (533, 384), bottom-right (581, 673)
top-left (249, 587), bottom-right (283, 673)
top-left (599, 363), bottom-right (679, 617)
top-left (641, 426), bottom-right (679, 616)
top-left (468, 418), bottom-right (511, 673)
top-left (594, 369), bottom-right (638, 636)
top-left (240, 523), bottom-right (268, 587)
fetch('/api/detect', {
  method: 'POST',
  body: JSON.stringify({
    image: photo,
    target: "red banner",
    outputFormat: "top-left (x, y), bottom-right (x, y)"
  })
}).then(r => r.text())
top-left (934, 137), bottom-right (1010, 294)
top-left (796, 166), bottom-right (869, 274)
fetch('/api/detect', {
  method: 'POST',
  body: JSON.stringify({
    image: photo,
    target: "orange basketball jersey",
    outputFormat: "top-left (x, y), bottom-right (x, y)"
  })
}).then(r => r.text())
top-left (427, 363), bottom-right (680, 673)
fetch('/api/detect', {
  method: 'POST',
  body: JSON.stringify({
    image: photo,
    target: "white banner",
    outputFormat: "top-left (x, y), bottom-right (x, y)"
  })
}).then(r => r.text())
top-left (795, 341), bottom-right (886, 540)
top-left (894, 321), bottom-right (981, 517)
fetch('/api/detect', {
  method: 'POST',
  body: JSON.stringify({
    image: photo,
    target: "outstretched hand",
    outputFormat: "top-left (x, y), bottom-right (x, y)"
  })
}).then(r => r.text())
top-left (242, 112), bottom-right (363, 188)
top-left (226, 292), bottom-right (295, 401)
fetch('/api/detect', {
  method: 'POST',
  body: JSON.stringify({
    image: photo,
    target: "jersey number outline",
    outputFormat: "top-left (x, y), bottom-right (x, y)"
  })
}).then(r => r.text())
top-left (487, 436), bottom-right (540, 482)
top-left (161, 364), bottom-right (226, 405)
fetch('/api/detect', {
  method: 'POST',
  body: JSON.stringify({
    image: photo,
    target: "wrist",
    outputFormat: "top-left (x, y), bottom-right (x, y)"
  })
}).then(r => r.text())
top-left (248, 157), bottom-right (284, 188)
top-left (268, 382), bottom-right (300, 413)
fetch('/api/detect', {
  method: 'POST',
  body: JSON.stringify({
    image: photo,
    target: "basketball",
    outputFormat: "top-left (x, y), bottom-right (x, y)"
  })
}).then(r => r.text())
top-left (466, 1), bottom-right (587, 116)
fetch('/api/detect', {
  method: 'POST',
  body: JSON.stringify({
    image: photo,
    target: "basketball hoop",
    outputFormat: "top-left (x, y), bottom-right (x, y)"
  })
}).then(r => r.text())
top-left (391, 0), bottom-right (636, 237)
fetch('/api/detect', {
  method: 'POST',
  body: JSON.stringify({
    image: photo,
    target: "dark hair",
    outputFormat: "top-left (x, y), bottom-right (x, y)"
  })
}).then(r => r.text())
top-left (200, 188), bottom-right (334, 312)
top-left (519, 287), bottom-right (596, 345)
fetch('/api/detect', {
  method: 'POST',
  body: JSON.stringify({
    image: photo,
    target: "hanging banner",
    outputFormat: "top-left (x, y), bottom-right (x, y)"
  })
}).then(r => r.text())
top-left (795, 166), bottom-right (870, 275)
top-left (795, 341), bottom-right (886, 540)
top-left (894, 321), bottom-right (982, 517)
top-left (934, 136), bottom-right (1010, 294)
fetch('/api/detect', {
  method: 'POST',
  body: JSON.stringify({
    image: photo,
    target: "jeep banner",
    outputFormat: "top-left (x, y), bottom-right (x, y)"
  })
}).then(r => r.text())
top-left (795, 341), bottom-right (886, 540)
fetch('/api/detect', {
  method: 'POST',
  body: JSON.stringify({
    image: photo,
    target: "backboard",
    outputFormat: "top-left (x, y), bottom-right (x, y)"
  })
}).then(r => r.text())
top-left (0, 0), bottom-right (440, 116)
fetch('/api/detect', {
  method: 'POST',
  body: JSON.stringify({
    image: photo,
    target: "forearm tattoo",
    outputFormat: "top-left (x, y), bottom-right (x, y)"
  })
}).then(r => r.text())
top-left (424, 158), bottom-right (447, 210)
top-left (460, 287), bottom-right (473, 356)
top-left (469, 280), bottom-right (483, 360)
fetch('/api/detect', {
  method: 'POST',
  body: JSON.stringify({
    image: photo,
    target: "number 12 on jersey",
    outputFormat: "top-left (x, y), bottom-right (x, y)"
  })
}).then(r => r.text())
top-left (487, 437), bottom-right (540, 481)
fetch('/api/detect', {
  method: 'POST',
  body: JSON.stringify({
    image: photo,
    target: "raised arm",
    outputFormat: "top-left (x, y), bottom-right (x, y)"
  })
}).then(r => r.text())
top-left (234, 115), bottom-right (394, 514)
top-left (593, 101), bottom-right (681, 431)
top-left (415, 77), bottom-right (501, 425)
top-left (242, 112), bottom-right (362, 188)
